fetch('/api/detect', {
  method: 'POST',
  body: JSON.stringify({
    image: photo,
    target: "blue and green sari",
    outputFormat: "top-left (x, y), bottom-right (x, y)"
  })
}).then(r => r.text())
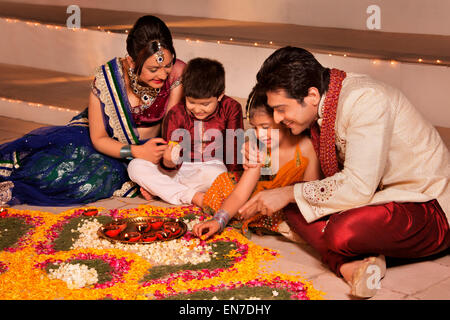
top-left (0, 58), bottom-right (152, 206)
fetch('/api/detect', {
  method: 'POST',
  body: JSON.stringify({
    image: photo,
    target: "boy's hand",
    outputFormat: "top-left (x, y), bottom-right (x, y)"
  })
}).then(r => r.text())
top-left (192, 219), bottom-right (220, 240)
top-left (162, 141), bottom-right (181, 168)
top-left (162, 143), bottom-right (174, 166)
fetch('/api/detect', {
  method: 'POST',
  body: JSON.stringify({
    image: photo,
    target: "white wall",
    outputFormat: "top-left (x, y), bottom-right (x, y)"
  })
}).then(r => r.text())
top-left (1, 18), bottom-right (449, 128)
top-left (6, 0), bottom-right (450, 35)
top-left (178, 40), bottom-right (450, 129)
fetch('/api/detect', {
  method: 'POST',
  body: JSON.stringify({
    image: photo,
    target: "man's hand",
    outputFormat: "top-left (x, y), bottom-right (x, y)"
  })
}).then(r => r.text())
top-left (238, 186), bottom-right (296, 219)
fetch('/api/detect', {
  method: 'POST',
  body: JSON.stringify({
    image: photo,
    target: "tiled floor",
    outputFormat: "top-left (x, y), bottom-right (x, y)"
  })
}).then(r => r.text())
top-left (1, 116), bottom-right (449, 300)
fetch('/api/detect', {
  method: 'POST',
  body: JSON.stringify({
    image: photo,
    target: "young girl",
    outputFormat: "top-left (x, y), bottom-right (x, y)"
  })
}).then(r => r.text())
top-left (193, 86), bottom-right (321, 240)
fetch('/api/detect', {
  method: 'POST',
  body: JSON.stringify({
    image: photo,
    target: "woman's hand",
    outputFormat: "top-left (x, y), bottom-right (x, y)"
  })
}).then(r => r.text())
top-left (133, 138), bottom-right (168, 164)
top-left (238, 186), bottom-right (295, 219)
top-left (192, 219), bottom-right (220, 240)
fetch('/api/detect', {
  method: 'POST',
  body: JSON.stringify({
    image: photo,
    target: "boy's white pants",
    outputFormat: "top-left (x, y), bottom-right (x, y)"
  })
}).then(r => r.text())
top-left (127, 159), bottom-right (227, 205)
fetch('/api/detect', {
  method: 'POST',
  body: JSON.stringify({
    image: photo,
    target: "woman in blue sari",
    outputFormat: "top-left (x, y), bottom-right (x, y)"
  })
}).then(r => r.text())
top-left (0, 15), bottom-right (185, 206)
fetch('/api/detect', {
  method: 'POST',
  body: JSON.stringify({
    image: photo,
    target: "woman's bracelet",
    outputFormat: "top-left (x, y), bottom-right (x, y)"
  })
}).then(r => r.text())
top-left (212, 209), bottom-right (231, 233)
top-left (120, 145), bottom-right (133, 160)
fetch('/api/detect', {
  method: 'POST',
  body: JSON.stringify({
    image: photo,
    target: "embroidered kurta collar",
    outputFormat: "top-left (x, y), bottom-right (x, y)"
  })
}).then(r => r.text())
top-left (317, 92), bottom-right (327, 127)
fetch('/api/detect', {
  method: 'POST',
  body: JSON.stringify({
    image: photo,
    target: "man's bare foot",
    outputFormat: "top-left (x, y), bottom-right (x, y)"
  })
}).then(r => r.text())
top-left (340, 259), bottom-right (365, 284)
top-left (140, 187), bottom-right (154, 201)
top-left (340, 255), bottom-right (386, 298)
top-left (191, 192), bottom-right (205, 208)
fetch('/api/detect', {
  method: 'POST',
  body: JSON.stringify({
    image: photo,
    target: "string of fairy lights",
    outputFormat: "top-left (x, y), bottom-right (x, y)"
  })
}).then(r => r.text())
top-left (0, 16), bottom-right (448, 114)
top-left (0, 97), bottom-right (79, 114)
top-left (3, 17), bottom-right (447, 67)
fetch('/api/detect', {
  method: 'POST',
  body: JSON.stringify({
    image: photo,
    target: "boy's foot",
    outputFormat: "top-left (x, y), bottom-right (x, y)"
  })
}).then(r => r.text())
top-left (191, 192), bottom-right (205, 208)
top-left (140, 187), bottom-right (154, 201)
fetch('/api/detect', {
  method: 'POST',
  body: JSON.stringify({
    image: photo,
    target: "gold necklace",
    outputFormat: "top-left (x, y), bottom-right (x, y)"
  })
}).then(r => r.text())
top-left (127, 67), bottom-right (160, 108)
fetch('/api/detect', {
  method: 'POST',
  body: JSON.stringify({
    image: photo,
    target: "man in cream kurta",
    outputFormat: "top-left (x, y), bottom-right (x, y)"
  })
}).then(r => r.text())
top-left (295, 72), bottom-right (450, 225)
top-left (239, 46), bottom-right (449, 298)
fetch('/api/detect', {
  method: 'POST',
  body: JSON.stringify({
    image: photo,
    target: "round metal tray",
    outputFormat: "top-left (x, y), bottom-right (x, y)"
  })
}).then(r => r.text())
top-left (97, 216), bottom-right (187, 244)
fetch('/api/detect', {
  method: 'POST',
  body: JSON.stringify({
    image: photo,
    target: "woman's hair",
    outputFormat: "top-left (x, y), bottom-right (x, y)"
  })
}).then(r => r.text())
top-left (126, 15), bottom-right (176, 75)
top-left (245, 85), bottom-right (273, 119)
top-left (182, 58), bottom-right (225, 99)
top-left (256, 46), bottom-right (330, 104)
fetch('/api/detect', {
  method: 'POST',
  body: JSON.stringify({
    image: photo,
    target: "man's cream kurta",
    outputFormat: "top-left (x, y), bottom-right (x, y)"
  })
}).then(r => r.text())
top-left (294, 73), bottom-right (450, 224)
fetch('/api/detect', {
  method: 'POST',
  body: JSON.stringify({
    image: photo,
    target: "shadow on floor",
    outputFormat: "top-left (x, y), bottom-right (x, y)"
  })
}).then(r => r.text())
top-left (386, 248), bottom-right (450, 268)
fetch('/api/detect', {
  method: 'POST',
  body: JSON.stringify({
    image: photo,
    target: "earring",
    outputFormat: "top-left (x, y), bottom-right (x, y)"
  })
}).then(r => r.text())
top-left (128, 67), bottom-right (139, 94)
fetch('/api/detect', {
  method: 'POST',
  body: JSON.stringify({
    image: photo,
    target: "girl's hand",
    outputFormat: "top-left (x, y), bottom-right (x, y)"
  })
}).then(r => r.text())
top-left (241, 141), bottom-right (265, 170)
top-left (134, 138), bottom-right (168, 164)
top-left (192, 219), bottom-right (220, 240)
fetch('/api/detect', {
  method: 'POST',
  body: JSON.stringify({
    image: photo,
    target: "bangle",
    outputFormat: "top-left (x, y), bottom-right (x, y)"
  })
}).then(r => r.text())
top-left (212, 209), bottom-right (231, 232)
top-left (120, 145), bottom-right (133, 160)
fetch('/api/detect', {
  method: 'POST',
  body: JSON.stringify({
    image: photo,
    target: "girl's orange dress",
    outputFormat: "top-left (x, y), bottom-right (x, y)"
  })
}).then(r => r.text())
top-left (202, 145), bottom-right (309, 235)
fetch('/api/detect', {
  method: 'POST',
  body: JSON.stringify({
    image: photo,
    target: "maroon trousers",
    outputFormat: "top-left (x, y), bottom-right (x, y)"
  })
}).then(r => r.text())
top-left (284, 199), bottom-right (450, 277)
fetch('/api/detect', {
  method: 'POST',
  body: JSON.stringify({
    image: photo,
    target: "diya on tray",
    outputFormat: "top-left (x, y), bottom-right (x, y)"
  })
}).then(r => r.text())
top-left (97, 216), bottom-right (187, 244)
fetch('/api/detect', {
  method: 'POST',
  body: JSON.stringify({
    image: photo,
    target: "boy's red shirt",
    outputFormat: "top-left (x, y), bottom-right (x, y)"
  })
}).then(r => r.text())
top-left (162, 95), bottom-right (243, 172)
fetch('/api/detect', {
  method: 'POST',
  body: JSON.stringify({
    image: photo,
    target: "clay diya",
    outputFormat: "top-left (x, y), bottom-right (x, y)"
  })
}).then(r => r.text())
top-left (0, 208), bottom-right (7, 217)
top-left (122, 232), bottom-right (141, 242)
top-left (83, 209), bottom-right (98, 216)
top-left (156, 230), bottom-right (171, 240)
top-left (109, 219), bottom-right (127, 232)
top-left (103, 225), bottom-right (122, 238)
top-left (163, 222), bottom-right (182, 236)
top-left (141, 231), bottom-right (158, 242)
top-left (136, 222), bottom-right (151, 233)
top-left (149, 218), bottom-right (164, 230)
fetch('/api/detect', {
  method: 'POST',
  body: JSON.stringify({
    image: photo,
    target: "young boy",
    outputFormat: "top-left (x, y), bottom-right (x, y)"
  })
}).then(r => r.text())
top-left (127, 58), bottom-right (243, 206)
